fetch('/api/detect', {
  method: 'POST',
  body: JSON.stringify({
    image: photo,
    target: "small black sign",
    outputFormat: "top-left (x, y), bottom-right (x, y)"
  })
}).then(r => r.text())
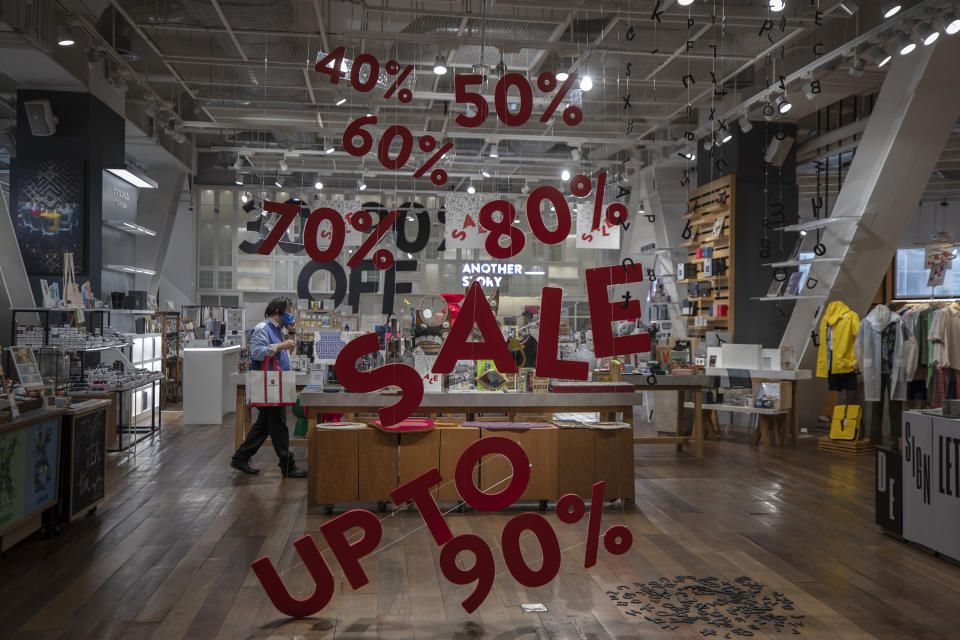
top-left (70, 410), bottom-right (105, 517)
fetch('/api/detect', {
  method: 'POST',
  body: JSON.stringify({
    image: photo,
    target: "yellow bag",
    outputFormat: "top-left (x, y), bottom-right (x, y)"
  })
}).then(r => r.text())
top-left (830, 405), bottom-right (862, 440)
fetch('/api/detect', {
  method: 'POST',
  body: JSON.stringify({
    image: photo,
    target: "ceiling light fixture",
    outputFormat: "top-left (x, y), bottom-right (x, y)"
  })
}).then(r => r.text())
top-left (324, 139), bottom-right (335, 154)
top-left (314, 177), bottom-right (324, 190)
top-left (869, 45), bottom-right (892, 67)
top-left (881, 3), bottom-right (901, 19)
top-left (358, 178), bottom-right (367, 191)
top-left (556, 71), bottom-right (569, 82)
top-left (839, 1), bottom-right (858, 15)
top-left (234, 173), bottom-right (243, 186)
top-left (241, 192), bottom-right (250, 204)
top-left (679, 151), bottom-right (696, 161)
top-left (433, 56), bottom-right (448, 75)
top-left (275, 177), bottom-right (283, 188)
top-left (897, 32), bottom-right (917, 55)
top-left (776, 94), bottom-right (792, 114)
top-left (739, 116), bottom-right (753, 133)
top-left (107, 167), bottom-right (158, 189)
top-left (481, 168), bottom-right (491, 178)
top-left (678, 0), bottom-right (694, 5)
top-left (945, 13), bottom-right (960, 35)
top-left (721, 133), bottom-right (733, 144)
top-left (769, 0), bottom-right (786, 12)
top-left (561, 168), bottom-right (571, 181)
top-left (467, 181), bottom-right (476, 194)
top-left (916, 22), bottom-right (939, 46)
top-left (57, 26), bottom-right (75, 46)
top-left (579, 75), bottom-right (593, 91)
top-left (335, 94), bottom-right (347, 106)
top-left (489, 143), bottom-right (499, 158)
top-left (849, 56), bottom-right (866, 77)
top-left (279, 158), bottom-right (288, 173)
top-left (802, 81), bottom-right (819, 100)
top-left (703, 139), bottom-right (714, 150)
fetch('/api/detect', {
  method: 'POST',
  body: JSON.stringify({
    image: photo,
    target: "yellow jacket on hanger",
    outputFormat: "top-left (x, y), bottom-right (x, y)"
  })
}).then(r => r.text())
top-left (817, 300), bottom-right (860, 377)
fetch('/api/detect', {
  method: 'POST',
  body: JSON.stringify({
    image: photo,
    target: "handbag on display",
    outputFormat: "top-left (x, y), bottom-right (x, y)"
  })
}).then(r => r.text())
top-left (246, 356), bottom-right (297, 406)
top-left (829, 404), bottom-right (862, 440)
top-left (63, 253), bottom-right (83, 308)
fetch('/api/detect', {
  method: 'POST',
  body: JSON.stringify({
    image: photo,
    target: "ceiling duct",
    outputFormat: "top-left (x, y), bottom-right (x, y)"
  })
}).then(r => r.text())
top-left (96, 7), bottom-right (139, 61)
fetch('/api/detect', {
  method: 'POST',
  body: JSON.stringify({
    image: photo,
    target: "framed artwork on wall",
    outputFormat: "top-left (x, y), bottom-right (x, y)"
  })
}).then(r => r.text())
top-left (12, 158), bottom-right (86, 275)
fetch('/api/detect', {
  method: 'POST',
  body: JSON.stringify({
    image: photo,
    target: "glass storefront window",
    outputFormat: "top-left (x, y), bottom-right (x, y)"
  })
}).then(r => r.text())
top-left (896, 247), bottom-right (960, 298)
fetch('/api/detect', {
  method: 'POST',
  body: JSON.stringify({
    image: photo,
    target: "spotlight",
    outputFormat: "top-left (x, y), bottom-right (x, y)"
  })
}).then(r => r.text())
top-left (802, 81), bottom-right (819, 100)
top-left (314, 178), bottom-right (324, 190)
top-left (849, 56), bottom-right (865, 77)
top-left (275, 177), bottom-right (283, 188)
top-left (881, 3), bottom-right (901, 19)
top-left (556, 71), bottom-right (569, 81)
top-left (721, 133), bottom-right (733, 144)
top-left (800, 230), bottom-right (808, 236)
top-left (467, 181), bottom-right (476, 194)
top-left (521, 181), bottom-right (531, 194)
top-left (335, 95), bottom-right (347, 106)
top-left (489, 143), bottom-right (499, 158)
top-left (234, 173), bottom-right (243, 186)
top-left (481, 168), bottom-right (491, 178)
top-left (916, 22), bottom-right (939, 46)
top-left (896, 32), bottom-right (916, 55)
top-left (358, 178), bottom-right (367, 191)
top-left (679, 151), bottom-right (696, 161)
top-left (869, 45), bottom-right (892, 67)
top-left (433, 56), bottom-right (448, 75)
top-left (241, 192), bottom-right (249, 204)
top-left (739, 116), bottom-right (753, 133)
top-left (279, 158), bottom-right (288, 173)
top-left (561, 169), bottom-right (571, 181)
top-left (579, 75), bottom-right (593, 91)
top-left (945, 13), bottom-right (960, 35)
top-left (678, 0), bottom-right (694, 5)
top-left (324, 139), bottom-right (335, 154)
top-left (769, 0), bottom-right (785, 12)
top-left (57, 26), bottom-right (75, 46)
top-left (703, 139), bottom-right (714, 151)
top-left (839, 1), bottom-right (857, 15)
top-left (776, 94), bottom-right (792, 114)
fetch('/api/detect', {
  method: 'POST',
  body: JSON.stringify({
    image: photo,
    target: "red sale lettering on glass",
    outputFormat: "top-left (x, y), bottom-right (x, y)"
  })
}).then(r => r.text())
top-left (251, 437), bottom-right (632, 617)
top-left (332, 266), bottom-right (648, 425)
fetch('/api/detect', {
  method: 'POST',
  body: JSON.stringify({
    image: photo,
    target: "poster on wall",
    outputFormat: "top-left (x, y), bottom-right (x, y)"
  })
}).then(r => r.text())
top-left (24, 419), bottom-right (59, 515)
top-left (0, 430), bottom-right (26, 532)
top-left (13, 158), bottom-right (85, 275)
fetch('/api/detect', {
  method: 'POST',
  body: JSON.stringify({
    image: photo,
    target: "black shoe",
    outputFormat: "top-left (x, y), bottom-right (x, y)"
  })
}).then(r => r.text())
top-left (231, 459), bottom-right (260, 475)
top-left (282, 465), bottom-right (307, 478)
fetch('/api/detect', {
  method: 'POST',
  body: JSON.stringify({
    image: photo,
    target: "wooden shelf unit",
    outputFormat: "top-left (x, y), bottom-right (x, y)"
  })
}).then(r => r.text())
top-left (682, 175), bottom-right (735, 338)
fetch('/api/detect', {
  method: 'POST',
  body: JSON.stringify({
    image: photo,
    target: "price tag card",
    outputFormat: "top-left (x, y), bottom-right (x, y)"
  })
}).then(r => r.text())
top-left (444, 193), bottom-right (494, 250)
top-left (576, 202), bottom-right (620, 249)
top-left (414, 354), bottom-right (442, 391)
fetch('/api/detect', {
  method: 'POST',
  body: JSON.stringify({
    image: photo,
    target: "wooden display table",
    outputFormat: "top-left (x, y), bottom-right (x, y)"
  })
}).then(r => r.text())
top-left (301, 386), bottom-right (710, 511)
top-left (306, 423), bottom-right (634, 511)
top-left (0, 408), bottom-right (66, 552)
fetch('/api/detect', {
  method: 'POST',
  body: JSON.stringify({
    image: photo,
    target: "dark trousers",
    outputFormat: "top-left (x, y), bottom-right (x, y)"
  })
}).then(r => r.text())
top-left (233, 406), bottom-right (294, 471)
top-left (869, 375), bottom-right (903, 446)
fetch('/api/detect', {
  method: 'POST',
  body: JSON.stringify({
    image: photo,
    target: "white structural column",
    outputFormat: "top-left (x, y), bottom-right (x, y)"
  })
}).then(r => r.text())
top-left (779, 35), bottom-right (960, 371)
top-left (621, 163), bottom-right (690, 339)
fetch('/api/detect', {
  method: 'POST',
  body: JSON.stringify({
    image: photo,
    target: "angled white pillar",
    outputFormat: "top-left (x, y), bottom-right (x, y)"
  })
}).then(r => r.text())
top-left (780, 34), bottom-right (960, 373)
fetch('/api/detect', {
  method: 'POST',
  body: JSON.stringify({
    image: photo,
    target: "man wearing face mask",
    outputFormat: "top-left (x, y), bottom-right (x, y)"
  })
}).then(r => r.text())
top-left (231, 297), bottom-right (307, 478)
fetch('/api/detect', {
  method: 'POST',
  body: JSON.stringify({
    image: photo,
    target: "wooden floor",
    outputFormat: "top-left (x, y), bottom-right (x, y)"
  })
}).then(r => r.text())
top-left (2, 412), bottom-right (959, 640)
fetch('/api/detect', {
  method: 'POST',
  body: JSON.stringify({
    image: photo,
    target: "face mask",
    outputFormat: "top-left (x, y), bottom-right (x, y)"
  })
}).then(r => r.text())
top-left (280, 312), bottom-right (295, 326)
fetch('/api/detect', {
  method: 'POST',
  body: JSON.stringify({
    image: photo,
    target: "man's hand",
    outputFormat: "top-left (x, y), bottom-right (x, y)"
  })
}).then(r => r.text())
top-left (280, 339), bottom-right (297, 352)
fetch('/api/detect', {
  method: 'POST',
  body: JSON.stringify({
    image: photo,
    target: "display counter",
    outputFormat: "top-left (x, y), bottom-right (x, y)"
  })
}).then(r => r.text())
top-left (0, 407), bottom-right (66, 551)
top-left (183, 346), bottom-right (241, 425)
top-left (878, 410), bottom-right (960, 562)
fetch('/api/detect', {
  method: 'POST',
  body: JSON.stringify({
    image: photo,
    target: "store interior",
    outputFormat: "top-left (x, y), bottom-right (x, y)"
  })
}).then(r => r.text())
top-left (2, 0), bottom-right (960, 637)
